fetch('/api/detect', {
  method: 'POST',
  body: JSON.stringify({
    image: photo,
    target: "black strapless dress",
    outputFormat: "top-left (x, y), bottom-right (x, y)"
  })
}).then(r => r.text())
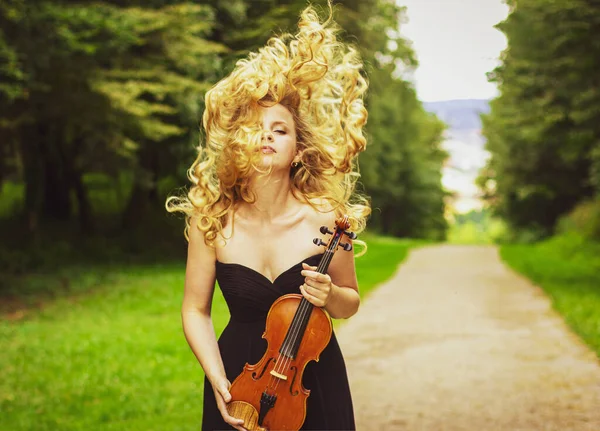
top-left (201, 253), bottom-right (356, 431)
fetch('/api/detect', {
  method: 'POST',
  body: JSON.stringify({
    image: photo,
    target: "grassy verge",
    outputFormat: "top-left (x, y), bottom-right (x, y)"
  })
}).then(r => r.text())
top-left (1, 234), bottom-right (421, 431)
top-left (500, 233), bottom-right (600, 357)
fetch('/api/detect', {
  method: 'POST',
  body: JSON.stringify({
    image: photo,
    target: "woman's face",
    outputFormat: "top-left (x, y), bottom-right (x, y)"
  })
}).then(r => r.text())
top-left (259, 103), bottom-right (299, 170)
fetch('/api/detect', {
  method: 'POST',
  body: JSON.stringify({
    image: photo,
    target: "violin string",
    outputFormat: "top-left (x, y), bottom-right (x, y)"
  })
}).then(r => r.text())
top-left (270, 257), bottom-right (326, 392)
top-left (273, 249), bottom-right (331, 380)
top-left (271, 248), bottom-right (335, 392)
top-left (270, 288), bottom-right (312, 390)
top-left (262, 228), bottom-right (348, 394)
top-left (267, 251), bottom-right (328, 391)
top-left (266, 265), bottom-right (319, 391)
top-left (275, 249), bottom-right (334, 386)
top-left (265, 246), bottom-right (335, 390)
top-left (264, 225), bottom-right (350, 394)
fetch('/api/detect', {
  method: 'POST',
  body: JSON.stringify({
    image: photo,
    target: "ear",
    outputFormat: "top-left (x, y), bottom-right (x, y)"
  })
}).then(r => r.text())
top-left (293, 148), bottom-right (304, 164)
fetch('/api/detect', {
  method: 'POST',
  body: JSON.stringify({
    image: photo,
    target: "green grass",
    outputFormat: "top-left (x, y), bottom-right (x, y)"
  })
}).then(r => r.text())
top-left (500, 232), bottom-right (600, 357)
top-left (1, 235), bottom-right (421, 431)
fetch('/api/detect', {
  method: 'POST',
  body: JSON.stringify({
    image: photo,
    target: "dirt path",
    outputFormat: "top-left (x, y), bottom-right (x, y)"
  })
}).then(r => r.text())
top-left (336, 245), bottom-right (600, 431)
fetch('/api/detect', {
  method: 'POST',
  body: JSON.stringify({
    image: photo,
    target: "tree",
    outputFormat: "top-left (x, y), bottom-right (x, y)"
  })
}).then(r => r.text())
top-left (480, 0), bottom-right (600, 235)
top-left (0, 1), bottom-right (226, 234)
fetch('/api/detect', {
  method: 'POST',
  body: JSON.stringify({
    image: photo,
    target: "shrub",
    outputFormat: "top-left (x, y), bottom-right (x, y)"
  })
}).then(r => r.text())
top-left (557, 199), bottom-right (600, 241)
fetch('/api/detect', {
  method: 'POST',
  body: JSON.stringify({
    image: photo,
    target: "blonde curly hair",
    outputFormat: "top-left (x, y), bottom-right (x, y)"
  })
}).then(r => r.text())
top-left (165, 2), bottom-right (371, 247)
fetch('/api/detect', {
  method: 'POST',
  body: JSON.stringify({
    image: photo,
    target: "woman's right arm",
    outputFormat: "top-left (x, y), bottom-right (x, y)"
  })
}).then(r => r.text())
top-left (181, 217), bottom-right (246, 430)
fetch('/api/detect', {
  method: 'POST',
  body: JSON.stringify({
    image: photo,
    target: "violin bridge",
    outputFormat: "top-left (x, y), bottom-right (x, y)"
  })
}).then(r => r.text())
top-left (269, 370), bottom-right (288, 380)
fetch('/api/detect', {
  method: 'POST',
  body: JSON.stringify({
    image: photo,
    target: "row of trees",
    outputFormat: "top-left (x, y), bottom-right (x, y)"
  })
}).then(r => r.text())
top-left (0, 0), bottom-right (448, 240)
top-left (480, 0), bottom-right (600, 236)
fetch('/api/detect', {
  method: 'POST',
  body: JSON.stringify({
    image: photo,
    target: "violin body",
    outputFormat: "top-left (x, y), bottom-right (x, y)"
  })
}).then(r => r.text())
top-left (226, 216), bottom-right (355, 431)
top-left (227, 294), bottom-right (332, 431)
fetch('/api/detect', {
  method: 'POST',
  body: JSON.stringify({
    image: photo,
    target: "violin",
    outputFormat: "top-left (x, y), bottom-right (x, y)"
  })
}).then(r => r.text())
top-left (225, 215), bottom-right (357, 431)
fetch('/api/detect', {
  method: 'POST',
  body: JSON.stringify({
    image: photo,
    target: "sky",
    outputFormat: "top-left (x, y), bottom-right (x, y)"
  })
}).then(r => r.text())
top-left (398, 0), bottom-right (510, 102)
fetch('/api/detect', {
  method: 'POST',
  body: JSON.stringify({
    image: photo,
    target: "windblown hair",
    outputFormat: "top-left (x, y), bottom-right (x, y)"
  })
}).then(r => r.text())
top-left (165, 2), bottom-right (371, 247)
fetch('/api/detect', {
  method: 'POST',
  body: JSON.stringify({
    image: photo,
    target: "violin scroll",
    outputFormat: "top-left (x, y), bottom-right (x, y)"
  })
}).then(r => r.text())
top-left (314, 215), bottom-right (357, 253)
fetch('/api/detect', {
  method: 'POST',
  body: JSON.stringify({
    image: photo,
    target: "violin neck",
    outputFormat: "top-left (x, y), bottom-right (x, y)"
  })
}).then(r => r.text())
top-left (315, 249), bottom-right (335, 275)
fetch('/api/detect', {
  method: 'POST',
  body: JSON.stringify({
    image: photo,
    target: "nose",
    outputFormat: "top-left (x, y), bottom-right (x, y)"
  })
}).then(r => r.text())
top-left (263, 131), bottom-right (274, 143)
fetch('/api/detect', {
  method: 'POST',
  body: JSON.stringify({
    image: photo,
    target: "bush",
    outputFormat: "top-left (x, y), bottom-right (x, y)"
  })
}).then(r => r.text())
top-left (447, 210), bottom-right (510, 244)
top-left (557, 199), bottom-right (600, 241)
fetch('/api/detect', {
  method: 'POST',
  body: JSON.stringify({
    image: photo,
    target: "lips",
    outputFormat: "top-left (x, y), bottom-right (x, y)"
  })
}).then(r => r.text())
top-left (261, 145), bottom-right (276, 153)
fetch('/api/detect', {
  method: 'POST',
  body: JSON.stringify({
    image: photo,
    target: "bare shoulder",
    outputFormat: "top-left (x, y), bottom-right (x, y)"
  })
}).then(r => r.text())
top-left (302, 198), bottom-right (357, 288)
top-left (304, 197), bottom-right (338, 229)
top-left (187, 215), bottom-right (217, 267)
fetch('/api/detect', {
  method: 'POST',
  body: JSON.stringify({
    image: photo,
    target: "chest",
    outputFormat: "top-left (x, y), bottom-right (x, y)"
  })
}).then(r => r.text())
top-left (216, 218), bottom-right (324, 283)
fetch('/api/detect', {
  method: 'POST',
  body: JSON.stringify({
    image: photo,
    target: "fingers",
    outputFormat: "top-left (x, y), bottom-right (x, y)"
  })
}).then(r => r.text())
top-left (213, 382), bottom-right (247, 430)
top-left (300, 283), bottom-right (325, 307)
top-left (217, 381), bottom-right (232, 403)
top-left (301, 263), bottom-right (328, 281)
top-left (301, 264), bottom-right (331, 284)
top-left (217, 400), bottom-right (247, 430)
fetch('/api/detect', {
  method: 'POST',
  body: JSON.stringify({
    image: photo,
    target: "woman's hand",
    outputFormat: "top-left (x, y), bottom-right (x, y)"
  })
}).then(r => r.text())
top-left (300, 262), bottom-right (335, 307)
top-left (211, 378), bottom-right (247, 431)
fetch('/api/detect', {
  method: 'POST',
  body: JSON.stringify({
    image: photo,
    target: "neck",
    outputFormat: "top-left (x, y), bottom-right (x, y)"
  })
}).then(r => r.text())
top-left (241, 171), bottom-right (296, 222)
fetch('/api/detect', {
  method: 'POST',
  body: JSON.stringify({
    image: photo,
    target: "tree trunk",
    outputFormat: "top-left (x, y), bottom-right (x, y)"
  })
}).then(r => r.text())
top-left (71, 167), bottom-right (94, 234)
top-left (121, 143), bottom-right (160, 229)
top-left (381, 206), bottom-right (395, 236)
top-left (20, 123), bottom-right (45, 239)
top-left (39, 125), bottom-right (72, 221)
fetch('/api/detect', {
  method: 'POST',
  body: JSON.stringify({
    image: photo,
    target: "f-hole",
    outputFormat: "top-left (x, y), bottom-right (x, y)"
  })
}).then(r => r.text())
top-left (289, 365), bottom-right (300, 396)
top-left (252, 357), bottom-right (275, 380)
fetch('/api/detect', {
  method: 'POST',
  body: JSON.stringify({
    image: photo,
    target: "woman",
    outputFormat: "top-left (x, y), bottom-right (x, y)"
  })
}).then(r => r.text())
top-left (166, 3), bottom-right (370, 430)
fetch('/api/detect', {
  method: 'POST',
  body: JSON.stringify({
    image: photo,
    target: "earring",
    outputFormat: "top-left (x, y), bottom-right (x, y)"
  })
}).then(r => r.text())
top-left (292, 161), bottom-right (299, 167)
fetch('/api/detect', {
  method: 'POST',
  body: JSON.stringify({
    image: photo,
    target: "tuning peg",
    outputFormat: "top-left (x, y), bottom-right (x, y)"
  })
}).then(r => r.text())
top-left (320, 226), bottom-right (333, 235)
top-left (344, 231), bottom-right (357, 240)
top-left (339, 242), bottom-right (352, 251)
top-left (313, 238), bottom-right (327, 247)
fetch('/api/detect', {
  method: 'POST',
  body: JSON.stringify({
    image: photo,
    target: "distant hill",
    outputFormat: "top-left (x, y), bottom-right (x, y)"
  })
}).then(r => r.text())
top-left (423, 99), bottom-right (490, 131)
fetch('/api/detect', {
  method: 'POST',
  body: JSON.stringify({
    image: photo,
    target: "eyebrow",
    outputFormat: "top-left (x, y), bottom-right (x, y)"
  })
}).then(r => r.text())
top-left (270, 121), bottom-right (289, 128)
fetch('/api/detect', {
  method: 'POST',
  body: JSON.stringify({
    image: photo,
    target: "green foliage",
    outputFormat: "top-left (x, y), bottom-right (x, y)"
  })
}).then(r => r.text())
top-left (211, 0), bottom-right (448, 239)
top-left (330, 0), bottom-right (448, 240)
top-left (0, 234), bottom-right (419, 430)
top-left (0, 0), bottom-right (447, 255)
top-left (0, 180), bottom-right (23, 218)
top-left (0, 1), bottom-right (227, 228)
top-left (447, 209), bottom-right (508, 244)
top-left (361, 65), bottom-right (448, 240)
top-left (501, 233), bottom-right (600, 357)
top-left (556, 198), bottom-right (600, 241)
top-left (480, 0), bottom-right (600, 234)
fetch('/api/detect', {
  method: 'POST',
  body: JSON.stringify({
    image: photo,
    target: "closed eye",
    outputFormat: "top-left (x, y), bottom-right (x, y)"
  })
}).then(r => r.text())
top-left (274, 129), bottom-right (286, 135)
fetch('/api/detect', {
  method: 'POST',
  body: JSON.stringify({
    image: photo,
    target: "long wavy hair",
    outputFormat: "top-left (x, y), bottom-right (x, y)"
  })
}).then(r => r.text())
top-left (165, 2), bottom-right (371, 248)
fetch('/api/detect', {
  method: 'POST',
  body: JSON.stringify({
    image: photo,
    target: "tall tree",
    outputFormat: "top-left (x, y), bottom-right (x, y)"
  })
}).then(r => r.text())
top-left (0, 1), bottom-right (226, 234)
top-left (1, 0), bottom-right (448, 241)
top-left (480, 0), bottom-right (600, 234)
